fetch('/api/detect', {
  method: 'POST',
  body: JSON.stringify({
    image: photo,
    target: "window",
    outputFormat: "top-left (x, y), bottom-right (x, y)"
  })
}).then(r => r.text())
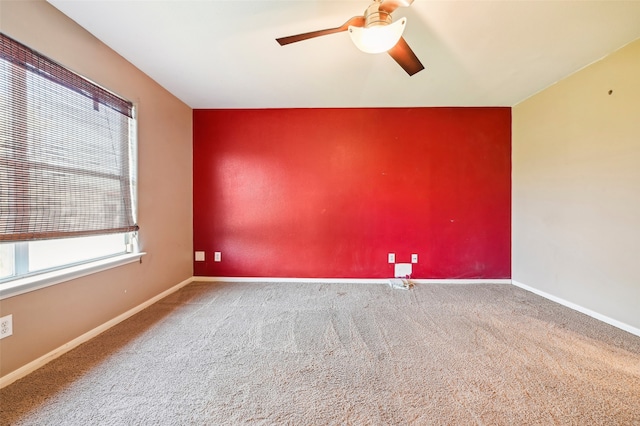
top-left (0, 33), bottom-right (138, 286)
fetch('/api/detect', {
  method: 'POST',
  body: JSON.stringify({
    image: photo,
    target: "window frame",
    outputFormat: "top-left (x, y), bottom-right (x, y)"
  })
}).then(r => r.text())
top-left (0, 251), bottom-right (144, 300)
top-left (0, 33), bottom-right (143, 296)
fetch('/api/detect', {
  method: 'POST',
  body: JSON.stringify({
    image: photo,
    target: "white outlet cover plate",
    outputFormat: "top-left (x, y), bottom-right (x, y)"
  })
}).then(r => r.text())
top-left (388, 253), bottom-right (395, 263)
top-left (0, 314), bottom-right (13, 339)
top-left (395, 263), bottom-right (412, 278)
top-left (214, 252), bottom-right (222, 262)
top-left (195, 251), bottom-right (205, 261)
top-left (411, 254), bottom-right (418, 263)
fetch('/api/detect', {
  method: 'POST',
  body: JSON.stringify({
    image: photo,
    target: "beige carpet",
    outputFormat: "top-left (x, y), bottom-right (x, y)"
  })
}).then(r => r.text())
top-left (1, 282), bottom-right (639, 425)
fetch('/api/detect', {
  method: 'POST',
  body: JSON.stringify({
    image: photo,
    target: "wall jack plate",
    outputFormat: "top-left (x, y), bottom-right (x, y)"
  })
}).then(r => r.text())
top-left (0, 315), bottom-right (13, 339)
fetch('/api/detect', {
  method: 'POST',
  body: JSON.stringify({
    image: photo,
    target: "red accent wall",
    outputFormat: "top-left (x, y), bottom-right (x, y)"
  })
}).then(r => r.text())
top-left (193, 108), bottom-right (511, 279)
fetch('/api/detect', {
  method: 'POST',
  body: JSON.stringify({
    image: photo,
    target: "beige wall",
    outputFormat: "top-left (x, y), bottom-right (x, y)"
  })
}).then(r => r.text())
top-left (513, 38), bottom-right (640, 330)
top-left (0, 1), bottom-right (193, 377)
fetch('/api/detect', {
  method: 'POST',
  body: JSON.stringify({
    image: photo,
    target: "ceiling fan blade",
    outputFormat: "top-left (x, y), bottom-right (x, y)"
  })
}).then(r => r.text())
top-left (380, 0), bottom-right (415, 14)
top-left (387, 37), bottom-right (424, 76)
top-left (276, 16), bottom-right (365, 46)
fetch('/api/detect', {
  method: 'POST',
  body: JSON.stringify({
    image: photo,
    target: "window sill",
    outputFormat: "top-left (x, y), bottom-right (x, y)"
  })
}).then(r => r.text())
top-left (0, 252), bottom-right (146, 300)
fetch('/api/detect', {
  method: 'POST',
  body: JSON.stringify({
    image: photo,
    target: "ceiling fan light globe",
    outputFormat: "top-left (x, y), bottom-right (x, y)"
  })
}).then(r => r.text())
top-left (349, 17), bottom-right (406, 54)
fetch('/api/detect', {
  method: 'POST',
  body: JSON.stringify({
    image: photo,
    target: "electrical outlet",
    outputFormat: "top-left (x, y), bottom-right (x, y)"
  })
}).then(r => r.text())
top-left (0, 315), bottom-right (13, 339)
top-left (388, 253), bottom-right (395, 263)
top-left (214, 251), bottom-right (222, 262)
top-left (411, 254), bottom-right (418, 263)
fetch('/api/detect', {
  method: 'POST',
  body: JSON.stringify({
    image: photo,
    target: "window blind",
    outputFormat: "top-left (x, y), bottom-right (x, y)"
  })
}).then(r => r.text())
top-left (0, 33), bottom-right (138, 242)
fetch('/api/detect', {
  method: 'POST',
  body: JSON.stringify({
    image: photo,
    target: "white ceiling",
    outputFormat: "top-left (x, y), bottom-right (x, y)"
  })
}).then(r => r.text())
top-left (47, 0), bottom-right (640, 109)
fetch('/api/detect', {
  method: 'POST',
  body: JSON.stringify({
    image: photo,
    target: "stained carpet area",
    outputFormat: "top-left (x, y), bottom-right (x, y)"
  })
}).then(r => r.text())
top-left (1, 282), bottom-right (639, 425)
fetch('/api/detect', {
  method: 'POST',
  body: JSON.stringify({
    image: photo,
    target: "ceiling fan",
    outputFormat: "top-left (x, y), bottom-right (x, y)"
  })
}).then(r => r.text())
top-left (276, 0), bottom-right (424, 76)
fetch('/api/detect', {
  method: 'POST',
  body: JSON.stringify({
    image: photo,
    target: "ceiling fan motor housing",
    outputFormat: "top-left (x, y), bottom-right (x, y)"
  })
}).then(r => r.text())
top-left (365, 1), bottom-right (393, 28)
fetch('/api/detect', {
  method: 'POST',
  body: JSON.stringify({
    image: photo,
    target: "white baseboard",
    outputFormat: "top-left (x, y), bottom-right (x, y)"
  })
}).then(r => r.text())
top-left (412, 279), bottom-right (512, 285)
top-left (0, 276), bottom-right (195, 389)
top-left (194, 276), bottom-right (512, 285)
top-left (512, 280), bottom-right (640, 338)
top-left (195, 276), bottom-right (388, 284)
